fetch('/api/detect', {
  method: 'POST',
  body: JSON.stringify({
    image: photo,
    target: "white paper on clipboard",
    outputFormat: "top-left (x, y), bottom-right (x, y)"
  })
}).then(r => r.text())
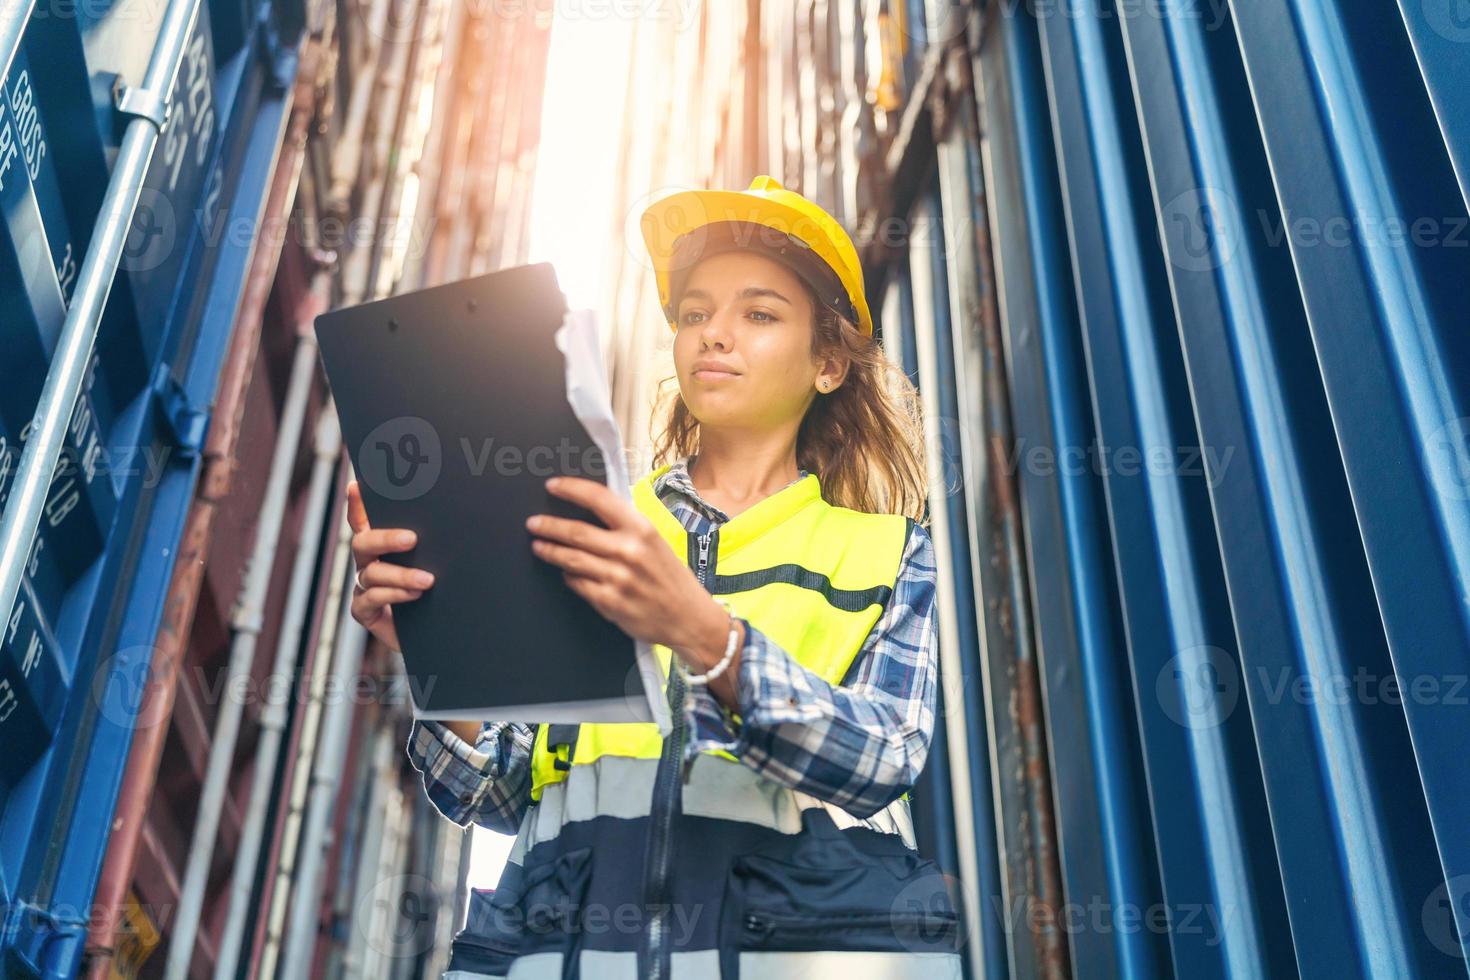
top-left (554, 308), bottom-right (673, 736)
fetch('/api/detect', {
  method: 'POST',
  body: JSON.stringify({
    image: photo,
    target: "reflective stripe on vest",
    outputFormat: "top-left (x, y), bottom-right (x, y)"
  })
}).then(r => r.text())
top-left (480, 949), bottom-right (964, 980)
top-left (528, 461), bottom-right (913, 800)
top-left (523, 753), bottom-right (918, 853)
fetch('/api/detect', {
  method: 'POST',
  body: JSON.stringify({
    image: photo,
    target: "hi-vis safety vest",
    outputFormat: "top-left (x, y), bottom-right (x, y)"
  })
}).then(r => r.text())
top-left (446, 463), bottom-right (962, 980)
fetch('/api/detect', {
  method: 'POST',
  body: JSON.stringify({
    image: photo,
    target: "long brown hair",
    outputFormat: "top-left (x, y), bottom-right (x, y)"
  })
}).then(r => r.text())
top-left (649, 285), bottom-right (930, 525)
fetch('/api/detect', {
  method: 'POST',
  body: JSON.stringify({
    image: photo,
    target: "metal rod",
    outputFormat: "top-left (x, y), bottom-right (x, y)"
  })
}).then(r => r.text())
top-left (201, 48), bottom-right (328, 975)
top-left (212, 403), bottom-right (341, 978)
top-left (0, 0), bottom-right (200, 647)
top-left (363, 0), bottom-right (433, 299)
top-left (257, 474), bottom-right (359, 979)
top-left (907, 194), bottom-right (994, 977)
top-left (162, 334), bottom-right (320, 980)
top-left (277, 571), bottom-right (371, 978)
top-left (82, 26), bottom-right (318, 973)
top-left (343, 724), bottom-right (397, 980)
top-left (1, 2), bottom-right (39, 76)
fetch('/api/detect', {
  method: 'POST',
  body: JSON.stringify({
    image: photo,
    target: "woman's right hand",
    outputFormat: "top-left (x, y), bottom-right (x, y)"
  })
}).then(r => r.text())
top-left (347, 479), bottom-right (435, 652)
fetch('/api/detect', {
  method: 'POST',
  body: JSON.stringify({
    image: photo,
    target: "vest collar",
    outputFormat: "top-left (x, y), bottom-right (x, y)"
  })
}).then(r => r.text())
top-left (634, 460), bottom-right (825, 558)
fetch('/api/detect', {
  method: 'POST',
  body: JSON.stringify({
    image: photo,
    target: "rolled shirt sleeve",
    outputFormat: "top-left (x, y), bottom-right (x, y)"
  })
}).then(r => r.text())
top-left (405, 718), bottom-right (537, 834)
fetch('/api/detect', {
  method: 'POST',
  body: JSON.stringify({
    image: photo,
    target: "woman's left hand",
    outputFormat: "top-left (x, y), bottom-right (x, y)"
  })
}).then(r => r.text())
top-left (525, 476), bottom-right (725, 656)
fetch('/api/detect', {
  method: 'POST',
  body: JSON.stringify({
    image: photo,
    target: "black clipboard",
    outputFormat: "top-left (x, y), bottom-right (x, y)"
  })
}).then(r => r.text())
top-left (313, 263), bottom-right (658, 723)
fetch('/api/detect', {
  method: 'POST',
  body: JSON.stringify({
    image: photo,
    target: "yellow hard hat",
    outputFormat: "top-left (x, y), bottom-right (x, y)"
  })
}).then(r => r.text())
top-left (639, 175), bottom-right (874, 336)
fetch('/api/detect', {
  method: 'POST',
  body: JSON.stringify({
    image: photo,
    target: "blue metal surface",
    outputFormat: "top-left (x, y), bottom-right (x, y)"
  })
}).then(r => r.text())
top-left (0, 576), bottom-right (67, 786)
top-left (22, 0), bottom-right (164, 418)
top-left (0, 0), bottom-right (1462, 976)
top-left (1033, 4), bottom-right (1297, 972)
top-left (885, 249), bottom-right (969, 933)
top-left (961, 0), bottom-right (1470, 975)
top-left (1224, 7), bottom-right (1470, 967)
top-left (0, 424), bottom-right (69, 648)
top-left (1393, 0), bottom-right (1470, 210)
top-left (5, 48), bottom-right (79, 311)
top-left (1119, 2), bottom-right (1446, 974)
top-left (0, 49), bottom-right (116, 618)
top-left (909, 180), bottom-right (1011, 980)
top-left (977, 8), bottom-right (1168, 977)
top-left (0, 0), bottom-right (303, 968)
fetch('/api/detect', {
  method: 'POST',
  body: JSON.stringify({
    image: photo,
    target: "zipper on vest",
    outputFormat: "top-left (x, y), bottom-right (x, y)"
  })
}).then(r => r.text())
top-left (684, 530), bottom-right (713, 793)
top-left (641, 526), bottom-right (717, 980)
top-left (742, 908), bottom-right (960, 943)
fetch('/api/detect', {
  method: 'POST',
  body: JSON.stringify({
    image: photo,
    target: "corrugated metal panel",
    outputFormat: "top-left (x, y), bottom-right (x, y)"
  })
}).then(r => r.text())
top-left (591, 1), bottom-right (1470, 977)
top-left (970, 0), bottom-right (1470, 974)
top-left (2, 0), bottom-right (550, 972)
top-left (977, 9), bottom-right (1167, 977)
top-left (1, 0), bottom-right (307, 970)
top-left (86, 0), bottom-right (554, 974)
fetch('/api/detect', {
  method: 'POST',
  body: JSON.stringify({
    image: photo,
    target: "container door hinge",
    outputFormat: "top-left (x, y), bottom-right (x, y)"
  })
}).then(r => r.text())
top-left (150, 364), bottom-right (211, 458)
top-left (1, 899), bottom-right (89, 979)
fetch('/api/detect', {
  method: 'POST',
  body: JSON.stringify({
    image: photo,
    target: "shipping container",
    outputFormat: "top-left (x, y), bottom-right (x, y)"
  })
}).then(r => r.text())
top-left (2, 0), bottom-right (309, 969)
top-left (1, 0), bottom-right (551, 974)
top-left (593, 1), bottom-right (1470, 978)
top-left (7, 0), bottom-right (1468, 977)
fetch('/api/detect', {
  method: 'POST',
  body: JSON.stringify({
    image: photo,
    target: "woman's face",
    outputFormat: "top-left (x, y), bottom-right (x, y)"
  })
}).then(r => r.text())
top-left (672, 249), bottom-right (837, 430)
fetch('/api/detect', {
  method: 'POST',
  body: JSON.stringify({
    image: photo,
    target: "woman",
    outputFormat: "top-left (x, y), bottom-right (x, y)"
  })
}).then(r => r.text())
top-left (348, 176), bottom-right (960, 979)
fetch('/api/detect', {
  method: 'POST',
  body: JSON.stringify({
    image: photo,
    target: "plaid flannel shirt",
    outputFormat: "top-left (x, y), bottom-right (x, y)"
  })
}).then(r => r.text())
top-left (405, 455), bottom-right (940, 834)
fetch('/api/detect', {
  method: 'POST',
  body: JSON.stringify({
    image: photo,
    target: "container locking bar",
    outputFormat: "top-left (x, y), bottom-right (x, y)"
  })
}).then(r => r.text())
top-left (0, 0), bottom-right (204, 633)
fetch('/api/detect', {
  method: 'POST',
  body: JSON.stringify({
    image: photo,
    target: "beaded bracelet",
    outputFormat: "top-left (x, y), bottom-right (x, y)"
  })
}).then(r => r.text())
top-left (684, 597), bottom-right (740, 686)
